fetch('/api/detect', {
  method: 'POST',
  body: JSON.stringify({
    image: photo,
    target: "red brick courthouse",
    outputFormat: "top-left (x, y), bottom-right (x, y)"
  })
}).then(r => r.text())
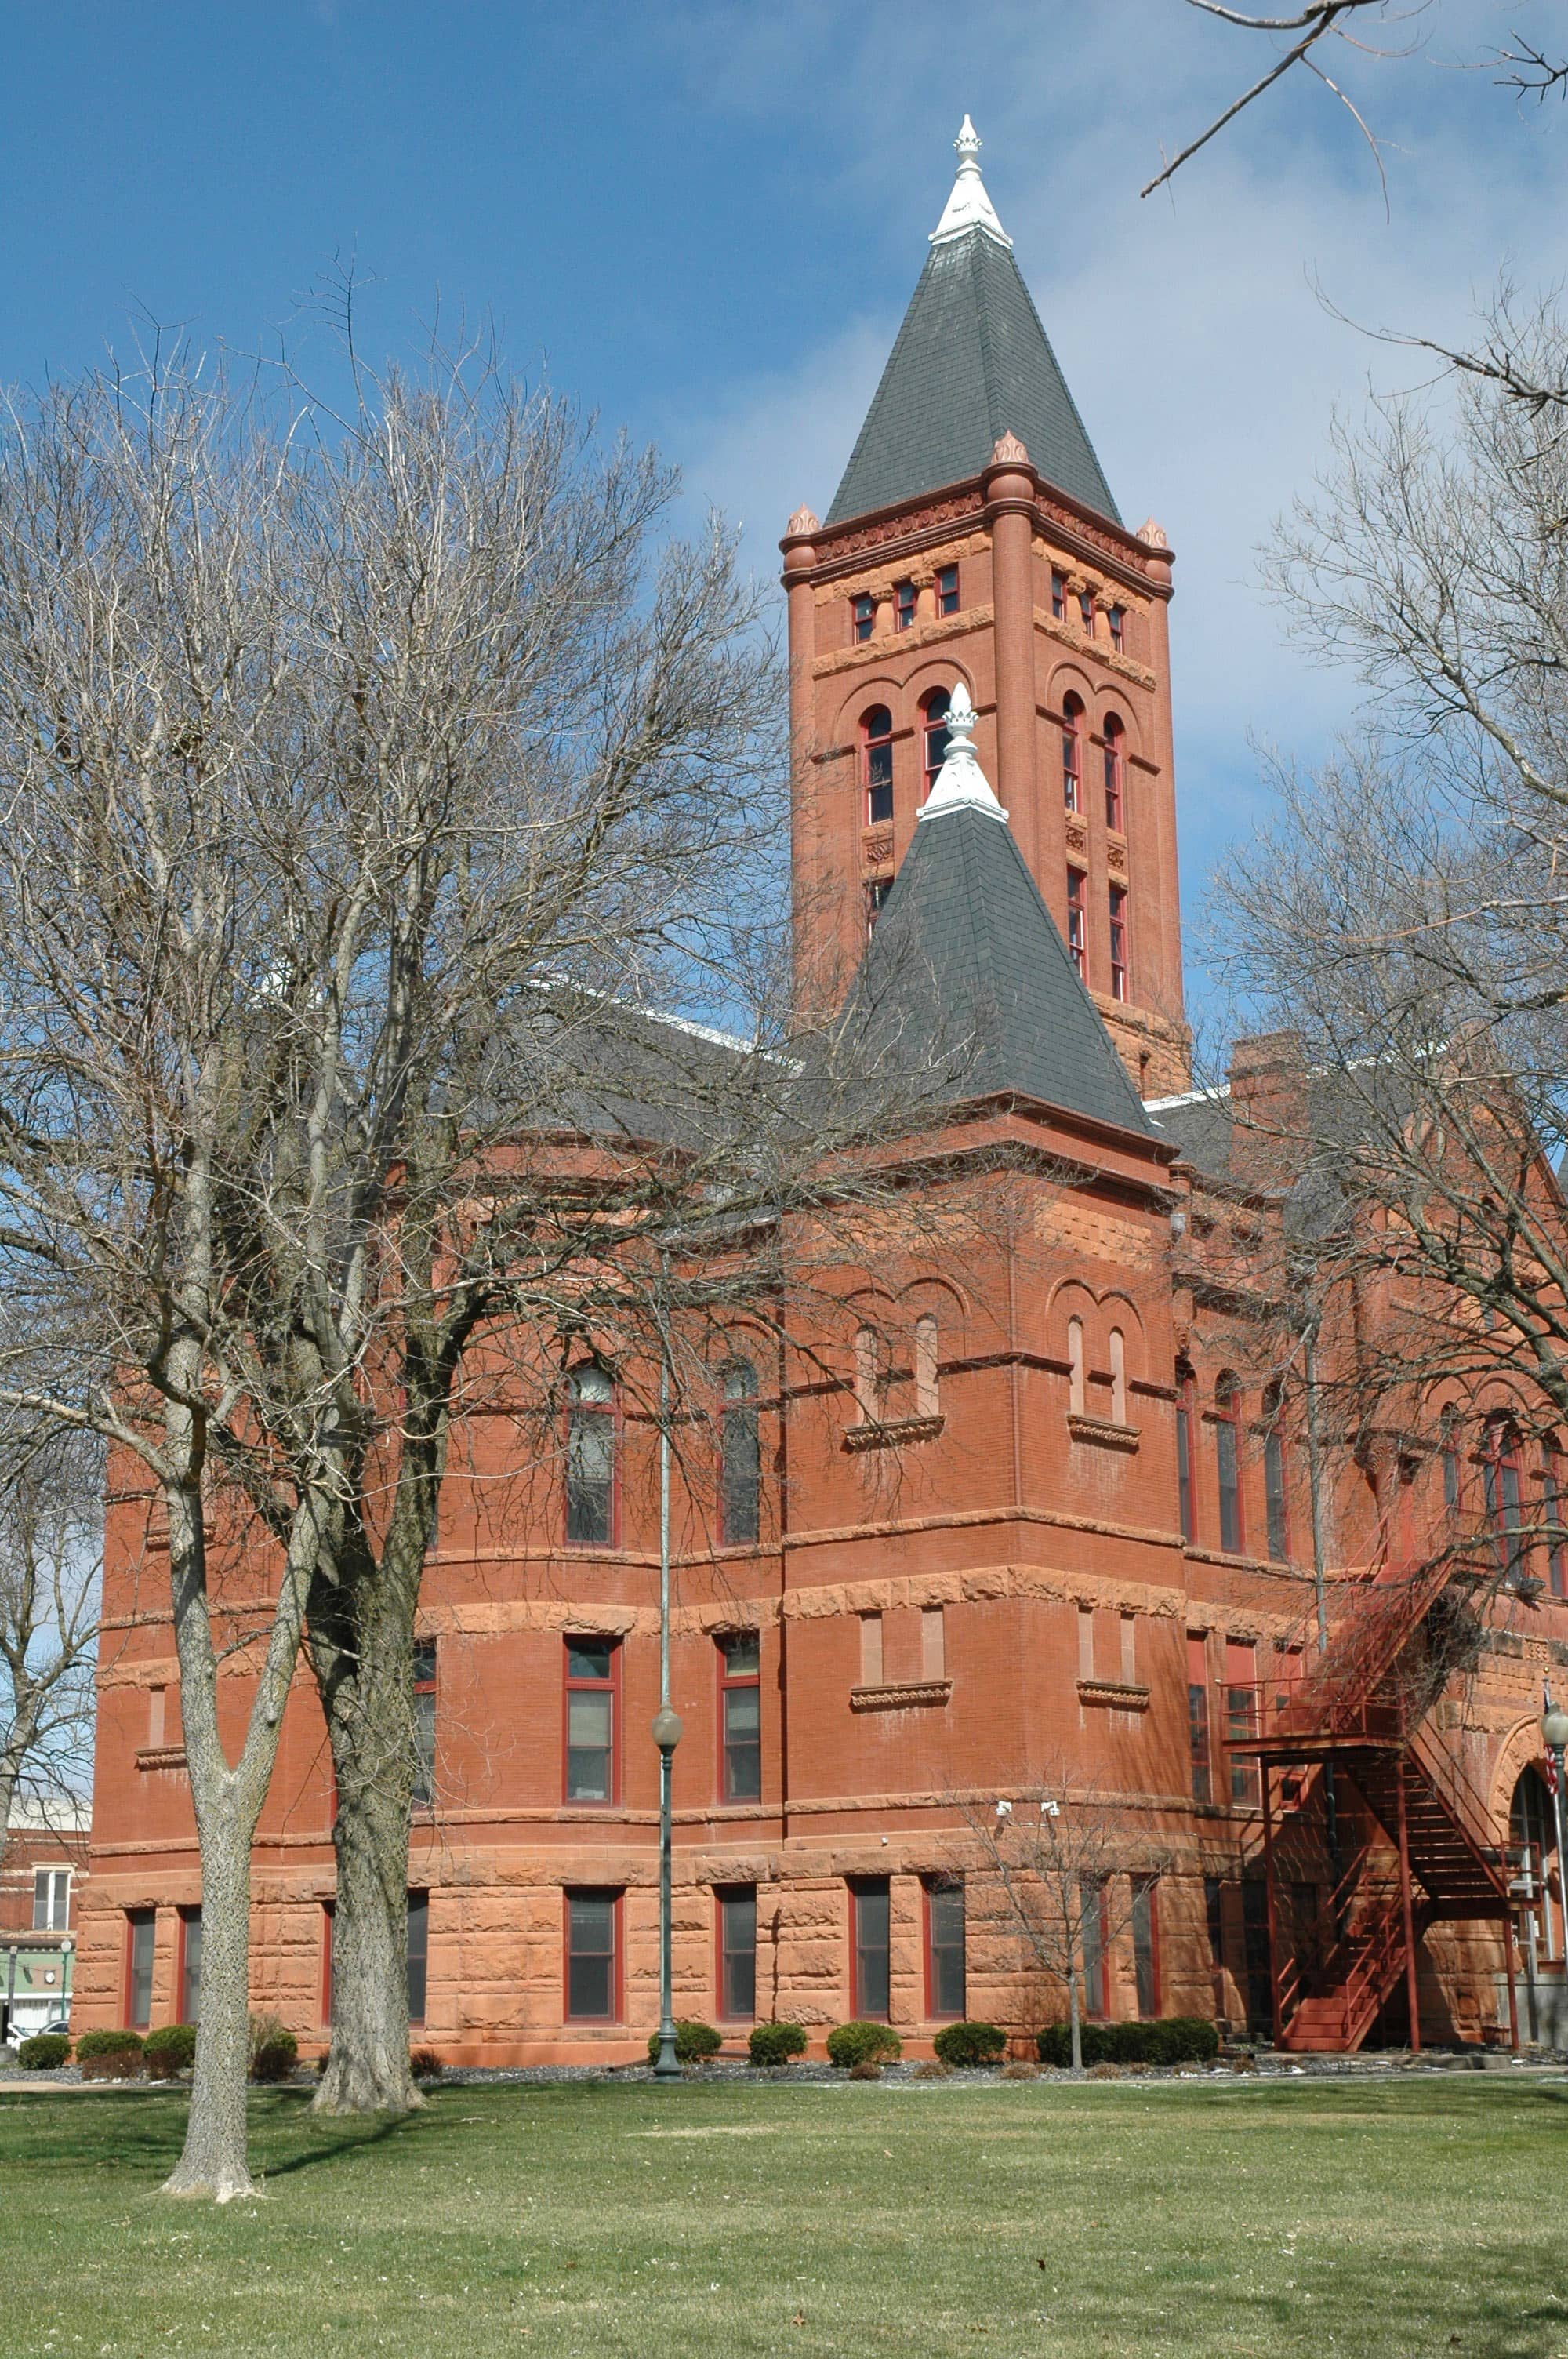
top-left (77, 123), bottom-right (1568, 2062)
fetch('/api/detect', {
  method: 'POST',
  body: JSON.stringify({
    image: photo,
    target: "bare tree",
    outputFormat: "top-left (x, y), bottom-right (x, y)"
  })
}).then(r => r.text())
top-left (0, 1421), bottom-right (100, 1866)
top-left (956, 1768), bottom-right (1173, 2071)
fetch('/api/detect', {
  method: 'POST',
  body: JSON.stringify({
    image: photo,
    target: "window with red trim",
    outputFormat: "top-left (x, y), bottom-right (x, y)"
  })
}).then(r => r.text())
top-left (1103, 714), bottom-right (1124, 831)
top-left (1108, 885), bottom-right (1128, 1002)
top-left (1176, 1364), bottom-right (1197, 1543)
top-left (924, 1877), bottom-right (965, 2019)
top-left (937, 563), bottom-right (960, 616)
top-left (125, 1910), bottom-right (154, 2029)
top-left (849, 1877), bottom-right (891, 2019)
top-left (1131, 1875), bottom-right (1160, 2016)
top-left (1544, 1447), bottom-right (1566, 1598)
top-left (565, 1888), bottom-right (621, 2020)
top-left (412, 1641), bottom-right (437, 1808)
top-left (564, 1637), bottom-right (619, 1804)
top-left (178, 1906), bottom-right (202, 2024)
top-left (1187, 1631), bottom-right (1211, 1801)
top-left (851, 592), bottom-right (874, 644)
top-left (921, 687), bottom-right (951, 796)
top-left (1263, 1384), bottom-right (1289, 1563)
top-left (407, 1890), bottom-right (429, 2026)
top-left (1441, 1408), bottom-right (1462, 1516)
top-left (719, 1359), bottom-right (760, 1545)
top-left (1226, 1637), bottom-right (1260, 1807)
top-left (894, 579), bottom-right (916, 632)
top-left (566, 1365), bottom-right (616, 1545)
top-left (864, 876), bottom-right (892, 935)
top-left (862, 705), bottom-right (894, 827)
top-left (1215, 1376), bottom-right (1243, 1555)
top-left (718, 1632), bottom-right (761, 1802)
top-left (1051, 569), bottom-right (1067, 622)
top-left (1066, 868), bottom-right (1087, 980)
top-left (1080, 1876), bottom-right (1109, 2018)
top-left (1483, 1420), bottom-right (1527, 1584)
top-left (1062, 695), bottom-right (1083, 813)
top-left (1079, 590), bottom-right (1095, 636)
top-left (717, 1885), bottom-right (757, 2019)
top-left (1109, 605), bottom-right (1125, 653)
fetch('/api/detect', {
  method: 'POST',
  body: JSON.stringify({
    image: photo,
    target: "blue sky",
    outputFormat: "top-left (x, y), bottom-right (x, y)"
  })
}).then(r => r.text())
top-left (2, 0), bottom-right (1563, 1004)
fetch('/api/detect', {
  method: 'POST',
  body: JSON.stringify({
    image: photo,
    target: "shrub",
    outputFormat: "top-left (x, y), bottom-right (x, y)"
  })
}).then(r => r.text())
top-left (826, 2021), bottom-right (902, 2070)
top-left (18, 2033), bottom-right (71, 2070)
top-left (848, 2059), bottom-right (881, 2081)
top-left (1000, 2059), bottom-right (1040, 2081)
top-left (644, 2019), bottom-right (723, 2066)
top-left (143, 2023), bottom-right (198, 2077)
top-left (932, 2020), bottom-right (1007, 2070)
top-left (410, 2047), bottom-right (443, 2081)
top-left (76, 2029), bottom-right (143, 2061)
top-left (1086, 2059), bottom-right (1123, 2080)
top-left (1035, 2017), bottom-right (1221, 2070)
top-left (247, 2014), bottom-right (299, 2083)
top-left (747, 2021), bottom-right (808, 2068)
top-left (912, 2057), bottom-right (953, 2080)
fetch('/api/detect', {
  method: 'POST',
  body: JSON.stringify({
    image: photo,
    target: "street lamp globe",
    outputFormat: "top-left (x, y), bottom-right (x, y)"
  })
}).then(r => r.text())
top-left (652, 1707), bottom-right (684, 1755)
top-left (1542, 1697), bottom-right (1568, 1755)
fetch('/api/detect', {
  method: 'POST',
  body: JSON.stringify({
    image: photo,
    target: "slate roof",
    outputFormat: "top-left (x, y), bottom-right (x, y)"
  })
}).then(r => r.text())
top-left (831, 801), bottom-right (1159, 1141)
top-left (826, 227), bottom-right (1120, 527)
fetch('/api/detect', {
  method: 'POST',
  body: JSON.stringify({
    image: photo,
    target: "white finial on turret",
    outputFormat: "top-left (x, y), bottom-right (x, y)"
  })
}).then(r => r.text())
top-left (917, 682), bottom-right (1008, 824)
top-left (930, 116), bottom-right (1012, 249)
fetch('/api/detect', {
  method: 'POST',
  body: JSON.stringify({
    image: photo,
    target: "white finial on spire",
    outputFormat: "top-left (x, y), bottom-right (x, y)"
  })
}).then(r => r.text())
top-left (930, 116), bottom-right (1012, 249)
top-left (918, 683), bottom-right (1009, 825)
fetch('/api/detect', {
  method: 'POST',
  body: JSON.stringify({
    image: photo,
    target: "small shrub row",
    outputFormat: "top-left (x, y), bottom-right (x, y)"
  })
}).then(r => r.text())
top-left (76, 2029), bottom-right (143, 2080)
top-left (747, 2021), bottom-right (807, 2068)
top-left (18, 2032), bottom-right (71, 2070)
top-left (931, 2020), bottom-right (1007, 2069)
top-left (1035, 2016), bottom-right (1219, 2070)
top-left (145, 2023), bottom-right (198, 2077)
top-left (826, 2021), bottom-right (902, 2070)
top-left (644, 2019), bottom-right (724, 2066)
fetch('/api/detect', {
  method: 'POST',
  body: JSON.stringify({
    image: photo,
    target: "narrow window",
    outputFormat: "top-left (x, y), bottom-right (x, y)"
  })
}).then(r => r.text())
top-left (1079, 1603), bottom-right (1096, 1679)
top-left (179, 1906), bottom-right (202, 2023)
top-left (566, 1364), bottom-right (616, 1546)
top-left (32, 1868), bottom-right (69, 1932)
top-left (1051, 568), bottom-right (1067, 622)
top-left (1484, 1421), bottom-right (1526, 1584)
top-left (1131, 1876), bottom-right (1160, 2017)
top-left (895, 578), bottom-right (916, 631)
top-left (321, 1901), bottom-right (335, 2023)
top-left (412, 1640), bottom-right (437, 1808)
top-left (720, 1359), bottom-right (760, 1546)
top-left (1203, 1875), bottom-right (1226, 2012)
top-left (565, 1888), bottom-right (619, 2021)
top-left (859, 1611), bottom-right (884, 1687)
top-left (1103, 715), bottom-right (1124, 831)
top-left (913, 1312), bottom-right (939, 1419)
top-left (1545, 1448), bottom-right (1567, 1598)
top-left (407, 1889), bottom-right (429, 2026)
top-left (147, 1685), bottom-right (166, 1747)
top-left (1120, 1611), bottom-right (1138, 1683)
top-left (1067, 1316), bottom-right (1086, 1415)
top-left (1109, 1327), bottom-right (1127, 1424)
top-left (1079, 589), bottom-right (1095, 636)
top-left (854, 1325), bottom-right (887, 1423)
top-left (1176, 1363), bottom-right (1196, 1543)
top-left (718, 1631), bottom-right (762, 1803)
top-left (1226, 1638), bottom-right (1260, 1808)
top-left (851, 591), bottom-right (875, 644)
top-left (1066, 868), bottom-right (1087, 980)
top-left (1187, 1632), bottom-right (1211, 1803)
top-left (862, 705), bottom-right (894, 827)
top-left (1108, 885), bottom-right (1128, 1002)
top-left (851, 1878), bottom-right (891, 2019)
top-left (1109, 605), bottom-right (1125, 654)
top-left (921, 1603), bottom-right (946, 1679)
top-left (1215, 1378), bottom-right (1243, 1555)
top-left (1062, 695), bottom-right (1083, 813)
top-left (1263, 1388), bottom-right (1289, 1563)
top-left (937, 563), bottom-right (960, 616)
top-left (1080, 1877), bottom-right (1109, 2018)
top-left (717, 1886), bottom-right (757, 2019)
top-left (921, 687), bottom-right (951, 796)
top-left (126, 1910), bottom-right (155, 2030)
top-left (864, 876), bottom-right (892, 934)
top-left (925, 1877), bottom-right (965, 2018)
top-left (564, 1637), bottom-right (617, 1804)
top-left (1441, 1409), bottom-right (1461, 1514)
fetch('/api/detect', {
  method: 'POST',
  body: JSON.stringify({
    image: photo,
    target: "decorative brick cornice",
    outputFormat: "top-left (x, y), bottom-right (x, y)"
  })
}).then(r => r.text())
top-left (1067, 1412), bottom-right (1141, 1452)
top-left (843, 1413), bottom-right (946, 1453)
top-left (134, 1745), bottom-right (187, 1773)
top-left (1076, 1678), bottom-right (1151, 1712)
top-left (1033, 608), bottom-right (1157, 689)
top-left (811, 605), bottom-right (992, 678)
top-left (850, 1677), bottom-right (953, 1713)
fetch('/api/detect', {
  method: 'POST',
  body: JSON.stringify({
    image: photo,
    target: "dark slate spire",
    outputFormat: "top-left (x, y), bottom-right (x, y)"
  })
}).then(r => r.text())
top-left (826, 118), bottom-right (1120, 529)
top-left (834, 687), bottom-right (1155, 1139)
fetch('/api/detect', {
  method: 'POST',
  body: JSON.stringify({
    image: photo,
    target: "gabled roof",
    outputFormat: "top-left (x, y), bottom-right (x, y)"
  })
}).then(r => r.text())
top-left (825, 126), bottom-right (1120, 528)
top-left (834, 794), bottom-right (1158, 1143)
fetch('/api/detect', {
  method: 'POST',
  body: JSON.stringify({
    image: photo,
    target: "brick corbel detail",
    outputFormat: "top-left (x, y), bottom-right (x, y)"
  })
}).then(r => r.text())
top-left (1066, 1412), bottom-right (1141, 1452)
top-left (1076, 1678), bottom-right (1151, 1713)
top-left (842, 1414), bottom-right (946, 1454)
top-left (850, 1678), bottom-right (953, 1713)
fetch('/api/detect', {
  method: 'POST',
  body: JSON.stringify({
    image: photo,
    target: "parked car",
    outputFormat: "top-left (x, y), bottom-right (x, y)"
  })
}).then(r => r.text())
top-left (4, 2011), bottom-right (69, 2051)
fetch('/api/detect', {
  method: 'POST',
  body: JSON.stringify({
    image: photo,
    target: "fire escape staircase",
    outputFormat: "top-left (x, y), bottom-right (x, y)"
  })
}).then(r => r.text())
top-left (1224, 1544), bottom-right (1515, 2054)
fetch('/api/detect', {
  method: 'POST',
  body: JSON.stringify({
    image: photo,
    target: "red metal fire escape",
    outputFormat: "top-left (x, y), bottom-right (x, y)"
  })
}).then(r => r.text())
top-left (1223, 1545), bottom-right (1517, 2054)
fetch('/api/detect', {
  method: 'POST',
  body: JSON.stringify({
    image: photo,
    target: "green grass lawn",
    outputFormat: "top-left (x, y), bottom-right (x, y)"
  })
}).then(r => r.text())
top-left (1, 2074), bottom-right (1566, 2357)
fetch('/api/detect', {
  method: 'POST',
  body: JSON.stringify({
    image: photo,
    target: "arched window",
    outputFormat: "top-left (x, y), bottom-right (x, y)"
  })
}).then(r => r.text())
top-left (566, 1365), bottom-right (616, 1546)
top-left (1108, 605), bottom-right (1125, 653)
top-left (914, 1314), bottom-right (940, 1419)
top-left (1544, 1445), bottom-right (1566, 1598)
top-left (862, 707), bottom-right (893, 827)
top-left (1109, 1328), bottom-right (1127, 1425)
top-left (1439, 1406), bottom-right (1462, 1515)
top-left (1108, 885), bottom-right (1128, 1002)
top-left (921, 688), bottom-right (951, 797)
top-left (720, 1361), bottom-right (760, 1547)
top-left (1511, 1766), bottom-right (1564, 1963)
top-left (1078, 589), bottom-right (1096, 636)
top-left (1483, 1419), bottom-right (1526, 1585)
top-left (1215, 1376), bottom-right (1243, 1555)
top-left (1066, 867), bottom-right (1087, 979)
top-left (854, 1325), bottom-right (887, 1425)
top-left (1175, 1361), bottom-right (1197, 1543)
top-left (1067, 1318), bottom-right (1086, 1416)
top-left (1103, 714), bottom-right (1124, 831)
top-left (1263, 1382), bottom-right (1289, 1564)
top-left (1062, 695), bottom-right (1083, 813)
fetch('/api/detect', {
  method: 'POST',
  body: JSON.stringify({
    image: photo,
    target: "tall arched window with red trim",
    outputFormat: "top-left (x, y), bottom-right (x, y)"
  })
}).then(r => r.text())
top-left (566, 1364), bottom-right (617, 1546)
top-left (1103, 714), bottom-right (1125, 831)
top-left (1062, 695), bottom-right (1083, 813)
top-left (862, 706), bottom-right (893, 827)
top-left (1483, 1418), bottom-right (1526, 1585)
top-left (1108, 885), bottom-right (1128, 1002)
top-left (921, 688), bottom-right (951, 798)
top-left (1215, 1374), bottom-right (1243, 1555)
top-left (1066, 867), bottom-right (1087, 979)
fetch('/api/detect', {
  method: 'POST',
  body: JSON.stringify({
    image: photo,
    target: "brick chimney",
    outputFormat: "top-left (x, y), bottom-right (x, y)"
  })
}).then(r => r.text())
top-left (1227, 1031), bottom-right (1307, 1191)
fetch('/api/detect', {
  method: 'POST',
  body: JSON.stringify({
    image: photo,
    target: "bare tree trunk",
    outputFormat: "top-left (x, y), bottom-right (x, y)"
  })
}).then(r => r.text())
top-left (1067, 1932), bottom-right (1083, 2075)
top-left (164, 1794), bottom-right (259, 2201)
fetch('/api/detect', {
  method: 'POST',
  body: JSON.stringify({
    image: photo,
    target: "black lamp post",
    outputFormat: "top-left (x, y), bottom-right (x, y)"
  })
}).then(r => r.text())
top-left (651, 1296), bottom-right (684, 2081)
top-left (1542, 1688), bottom-right (1568, 1966)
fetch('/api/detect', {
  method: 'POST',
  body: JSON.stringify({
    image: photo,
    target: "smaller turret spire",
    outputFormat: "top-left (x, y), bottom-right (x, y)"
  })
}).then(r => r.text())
top-left (929, 115), bottom-right (1012, 249)
top-left (918, 682), bottom-right (1008, 825)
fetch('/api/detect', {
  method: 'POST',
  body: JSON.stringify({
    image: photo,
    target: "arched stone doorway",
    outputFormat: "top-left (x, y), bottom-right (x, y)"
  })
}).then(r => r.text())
top-left (1509, 1763), bottom-right (1565, 2045)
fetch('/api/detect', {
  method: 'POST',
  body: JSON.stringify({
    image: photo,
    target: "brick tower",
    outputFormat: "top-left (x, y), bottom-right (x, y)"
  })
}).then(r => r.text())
top-left (782, 118), bottom-right (1189, 1097)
